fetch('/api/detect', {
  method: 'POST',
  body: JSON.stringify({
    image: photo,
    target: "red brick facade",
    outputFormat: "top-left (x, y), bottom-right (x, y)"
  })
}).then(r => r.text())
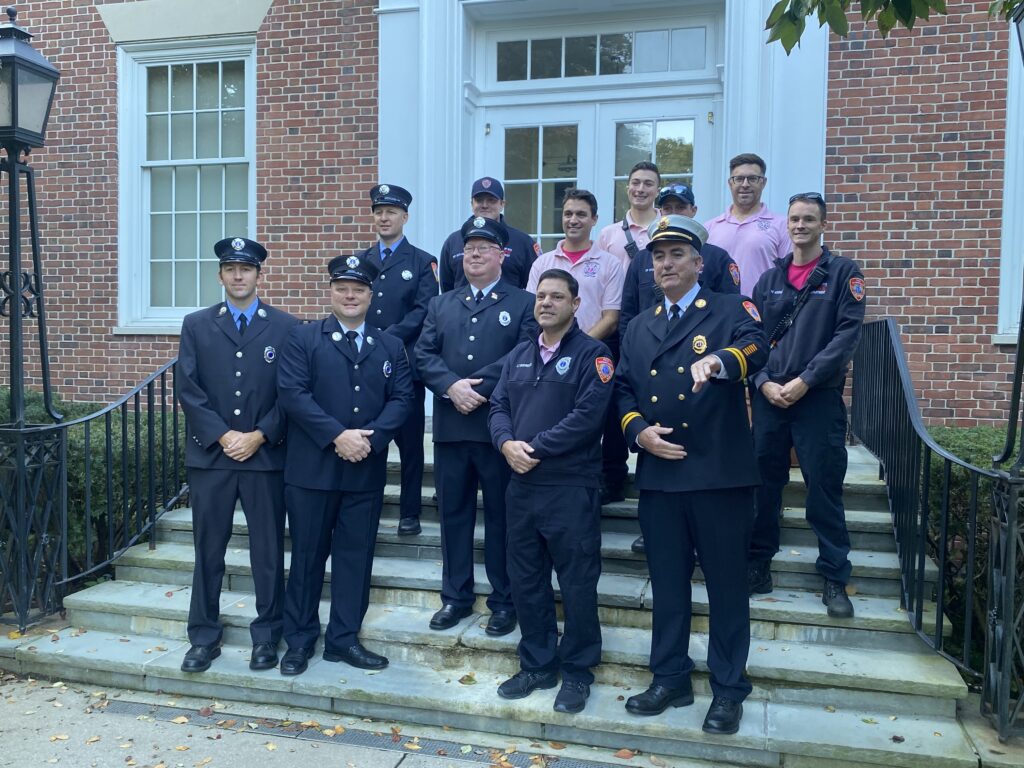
top-left (0, 0), bottom-right (1016, 425)
top-left (826, 1), bottom-right (1011, 424)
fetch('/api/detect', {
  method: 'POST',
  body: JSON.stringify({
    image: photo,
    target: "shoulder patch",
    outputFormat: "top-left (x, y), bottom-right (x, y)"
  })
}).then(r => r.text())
top-left (728, 262), bottom-right (741, 286)
top-left (595, 356), bottom-right (614, 384)
top-left (431, 261), bottom-right (439, 282)
top-left (742, 300), bottom-right (762, 322)
top-left (533, 242), bottom-right (542, 256)
top-left (849, 276), bottom-right (865, 301)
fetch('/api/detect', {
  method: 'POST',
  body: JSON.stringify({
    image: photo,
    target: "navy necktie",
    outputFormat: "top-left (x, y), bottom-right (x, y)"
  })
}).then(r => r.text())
top-left (238, 313), bottom-right (248, 335)
top-left (346, 330), bottom-right (359, 352)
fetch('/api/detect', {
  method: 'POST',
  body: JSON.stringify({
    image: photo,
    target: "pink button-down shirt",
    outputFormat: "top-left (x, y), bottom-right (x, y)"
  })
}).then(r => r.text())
top-left (527, 241), bottom-right (624, 336)
top-left (596, 211), bottom-right (657, 270)
top-left (538, 335), bottom-right (561, 364)
top-left (704, 204), bottom-right (791, 296)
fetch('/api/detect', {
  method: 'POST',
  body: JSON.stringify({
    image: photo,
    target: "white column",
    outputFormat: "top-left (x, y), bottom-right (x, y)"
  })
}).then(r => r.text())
top-left (998, 35), bottom-right (1024, 339)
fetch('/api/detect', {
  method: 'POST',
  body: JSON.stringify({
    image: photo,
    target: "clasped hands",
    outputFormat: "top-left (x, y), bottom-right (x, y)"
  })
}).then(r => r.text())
top-left (334, 428), bottom-right (375, 462)
top-left (446, 378), bottom-right (486, 415)
top-left (218, 430), bottom-right (266, 462)
top-left (760, 377), bottom-right (808, 409)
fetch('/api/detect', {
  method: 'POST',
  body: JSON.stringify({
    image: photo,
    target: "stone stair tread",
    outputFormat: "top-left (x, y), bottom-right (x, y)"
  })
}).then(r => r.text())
top-left (64, 580), bottom-right (966, 700)
top-left (14, 628), bottom-right (974, 768)
top-left (116, 542), bottom-right (933, 634)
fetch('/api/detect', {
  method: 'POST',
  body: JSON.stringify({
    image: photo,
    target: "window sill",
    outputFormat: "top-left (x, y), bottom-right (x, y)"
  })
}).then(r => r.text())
top-left (113, 324), bottom-right (182, 337)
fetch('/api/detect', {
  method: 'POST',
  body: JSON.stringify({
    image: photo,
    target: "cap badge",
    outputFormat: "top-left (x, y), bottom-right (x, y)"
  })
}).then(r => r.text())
top-left (481, 178), bottom-right (492, 189)
top-left (332, 331), bottom-right (343, 342)
top-left (218, 306), bottom-right (227, 316)
top-left (692, 335), bottom-right (708, 354)
top-left (473, 217), bottom-right (486, 228)
top-left (383, 360), bottom-right (392, 378)
top-left (346, 256), bottom-right (360, 269)
top-left (257, 308), bottom-right (268, 318)
top-left (555, 356), bottom-right (572, 376)
top-left (379, 184), bottom-right (390, 195)
top-left (263, 346), bottom-right (276, 363)
top-left (657, 217), bottom-right (670, 231)
top-left (695, 298), bottom-right (707, 308)
top-left (231, 237), bottom-right (246, 250)
top-left (498, 310), bottom-right (511, 327)
top-left (401, 269), bottom-right (413, 281)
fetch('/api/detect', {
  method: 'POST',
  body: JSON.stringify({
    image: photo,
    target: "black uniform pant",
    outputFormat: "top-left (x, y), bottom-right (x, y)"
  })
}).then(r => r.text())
top-left (601, 337), bottom-right (628, 492)
top-left (282, 485), bottom-right (382, 652)
top-left (750, 386), bottom-right (852, 584)
top-left (639, 487), bottom-right (754, 702)
top-left (395, 381), bottom-right (426, 520)
top-left (506, 479), bottom-right (602, 685)
top-left (435, 441), bottom-right (514, 611)
top-left (186, 468), bottom-right (285, 647)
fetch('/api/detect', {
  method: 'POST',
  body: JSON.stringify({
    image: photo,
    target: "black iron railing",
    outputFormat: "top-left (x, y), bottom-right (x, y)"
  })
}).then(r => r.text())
top-left (851, 318), bottom-right (1021, 741)
top-left (0, 360), bottom-right (187, 630)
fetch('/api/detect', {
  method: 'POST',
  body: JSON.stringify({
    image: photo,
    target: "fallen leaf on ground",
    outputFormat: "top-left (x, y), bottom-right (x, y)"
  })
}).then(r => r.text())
top-left (458, 672), bottom-right (477, 685)
top-left (650, 756), bottom-right (667, 767)
top-left (246, 722), bottom-right (259, 730)
top-left (49, 734), bottom-right (69, 742)
top-left (265, 743), bottom-right (277, 751)
top-left (199, 706), bottom-right (213, 717)
top-left (322, 729), bottom-right (337, 737)
top-left (171, 716), bottom-right (189, 725)
top-left (888, 715), bottom-right (898, 721)
top-left (6, 630), bottom-right (21, 640)
top-left (175, 745), bottom-right (190, 751)
top-left (436, 749), bottom-right (448, 756)
top-left (165, 592), bottom-right (175, 598)
top-left (460, 745), bottom-right (474, 754)
top-left (196, 759), bottom-right (212, 766)
top-left (891, 735), bottom-right (905, 743)
top-left (404, 743), bottom-right (422, 751)
top-left (824, 705), bottom-right (836, 713)
top-left (862, 718), bottom-right (878, 725)
top-left (613, 749), bottom-right (636, 759)
top-left (549, 742), bottom-right (566, 750)
top-left (85, 735), bottom-right (101, 744)
top-left (933, 731), bottom-right (943, 737)
top-left (391, 726), bottom-right (401, 742)
top-left (300, 720), bottom-right (320, 728)
top-left (846, 585), bottom-right (858, 596)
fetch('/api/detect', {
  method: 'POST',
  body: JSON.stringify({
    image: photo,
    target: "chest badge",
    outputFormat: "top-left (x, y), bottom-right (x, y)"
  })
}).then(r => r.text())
top-left (218, 306), bottom-right (227, 316)
top-left (583, 261), bottom-right (599, 277)
top-left (257, 307), bottom-right (268, 319)
top-left (401, 269), bottom-right (413, 281)
top-left (555, 356), bottom-right (572, 376)
top-left (264, 346), bottom-right (276, 363)
top-left (383, 360), bottom-right (392, 378)
top-left (694, 298), bottom-right (707, 308)
top-left (366, 335), bottom-right (375, 345)
top-left (498, 310), bottom-right (511, 327)
top-left (332, 331), bottom-right (343, 342)
top-left (692, 335), bottom-right (707, 355)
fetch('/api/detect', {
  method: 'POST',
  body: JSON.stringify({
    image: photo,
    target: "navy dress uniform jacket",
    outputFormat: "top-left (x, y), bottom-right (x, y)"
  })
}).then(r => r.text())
top-left (439, 217), bottom-right (539, 293)
top-left (750, 246), bottom-right (865, 391)
top-left (619, 243), bottom-right (740, 339)
top-left (178, 301), bottom-right (300, 471)
top-left (415, 279), bottom-right (538, 443)
top-left (358, 239), bottom-right (438, 380)
top-left (489, 322), bottom-right (614, 489)
top-left (276, 318), bottom-right (414, 491)
top-left (616, 288), bottom-right (768, 492)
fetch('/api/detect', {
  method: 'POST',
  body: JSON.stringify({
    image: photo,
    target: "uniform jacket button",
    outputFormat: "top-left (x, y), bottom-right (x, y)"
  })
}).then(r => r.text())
top-left (650, 396), bottom-right (658, 403)
top-left (469, 336), bottom-right (475, 341)
top-left (235, 371), bottom-right (241, 377)
top-left (233, 408), bottom-right (241, 416)
top-left (236, 351), bottom-right (243, 358)
top-left (678, 393), bottom-right (685, 400)
top-left (354, 385), bottom-right (360, 392)
top-left (376, 309), bottom-right (382, 314)
top-left (354, 364), bottom-right (360, 369)
top-left (682, 422), bottom-right (689, 428)
top-left (467, 354), bottom-right (474, 361)
top-left (353, 407), bottom-right (360, 413)
top-left (650, 369), bottom-right (657, 376)
top-left (471, 317), bottom-right (478, 323)
top-left (235, 390), bottom-right (241, 397)
top-left (677, 366), bottom-right (685, 373)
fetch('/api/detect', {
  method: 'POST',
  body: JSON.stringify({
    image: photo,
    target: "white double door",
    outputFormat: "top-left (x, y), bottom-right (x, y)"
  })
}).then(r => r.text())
top-left (480, 97), bottom-right (718, 250)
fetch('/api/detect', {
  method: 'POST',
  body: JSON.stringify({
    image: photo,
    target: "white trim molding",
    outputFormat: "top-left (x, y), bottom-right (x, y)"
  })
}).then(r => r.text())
top-left (999, 32), bottom-right (1024, 338)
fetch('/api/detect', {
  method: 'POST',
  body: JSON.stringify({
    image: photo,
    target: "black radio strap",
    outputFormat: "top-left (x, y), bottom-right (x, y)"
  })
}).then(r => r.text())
top-left (767, 262), bottom-right (829, 348)
top-left (622, 218), bottom-right (640, 261)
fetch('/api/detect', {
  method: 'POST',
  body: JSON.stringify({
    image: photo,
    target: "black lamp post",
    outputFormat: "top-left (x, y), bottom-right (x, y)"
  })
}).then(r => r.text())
top-left (1014, 3), bottom-right (1024, 64)
top-left (0, 5), bottom-right (59, 428)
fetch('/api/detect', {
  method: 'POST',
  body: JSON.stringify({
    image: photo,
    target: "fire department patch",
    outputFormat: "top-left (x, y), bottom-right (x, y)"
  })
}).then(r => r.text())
top-left (533, 242), bottom-right (542, 256)
top-left (742, 300), bottom-right (762, 322)
top-left (849, 277), bottom-right (865, 302)
top-left (595, 356), bottom-right (614, 383)
top-left (729, 262), bottom-right (741, 286)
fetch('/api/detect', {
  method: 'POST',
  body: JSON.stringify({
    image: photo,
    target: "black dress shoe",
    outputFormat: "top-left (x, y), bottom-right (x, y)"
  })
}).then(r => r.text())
top-left (429, 603), bottom-right (472, 630)
top-left (748, 560), bottom-right (773, 596)
top-left (625, 683), bottom-right (695, 715)
top-left (180, 644), bottom-right (220, 673)
top-left (702, 696), bottom-right (743, 735)
top-left (631, 535), bottom-right (645, 554)
top-left (397, 516), bottom-right (421, 536)
top-left (553, 681), bottom-right (590, 714)
top-left (822, 579), bottom-right (854, 618)
top-left (249, 642), bottom-right (279, 671)
top-left (485, 610), bottom-right (517, 636)
top-left (497, 669), bottom-right (559, 699)
top-left (279, 646), bottom-right (314, 676)
top-left (323, 643), bottom-right (389, 670)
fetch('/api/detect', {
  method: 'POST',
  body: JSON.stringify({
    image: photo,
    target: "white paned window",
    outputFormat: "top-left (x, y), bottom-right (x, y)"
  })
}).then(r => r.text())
top-left (612, 119), bottom-right (695, 221)
top-left (117, 39), bottom-right (255, 332)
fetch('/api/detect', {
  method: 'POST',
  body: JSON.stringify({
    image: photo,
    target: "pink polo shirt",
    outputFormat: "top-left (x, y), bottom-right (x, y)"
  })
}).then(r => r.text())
top-left (527, 241), bottom-right (624, 336)
top-left (705, 204), bottom-right (791, 296)
top-left (596, 211), bottom-right (657, 269)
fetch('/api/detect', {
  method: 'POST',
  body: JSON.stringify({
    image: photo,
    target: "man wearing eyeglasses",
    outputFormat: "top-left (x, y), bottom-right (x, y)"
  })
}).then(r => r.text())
top-left (705, 153), bottom-right (791, 296)
top-left (746, 193), bottom-right (865, 620)
top-left (415, 216), bottom-right (538, 637)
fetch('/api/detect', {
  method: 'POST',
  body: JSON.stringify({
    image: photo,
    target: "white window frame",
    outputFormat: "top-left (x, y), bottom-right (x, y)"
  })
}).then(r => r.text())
top-left (997, 33), bottom-right (1024, 344)
top-left (115, 36), bottom-right (257, 334)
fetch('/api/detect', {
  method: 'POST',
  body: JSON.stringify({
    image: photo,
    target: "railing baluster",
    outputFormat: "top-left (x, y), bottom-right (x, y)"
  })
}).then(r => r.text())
top-left (147, 382), bottom-right (157, 550)
top-left (83, 420), bottom-right (93, 573)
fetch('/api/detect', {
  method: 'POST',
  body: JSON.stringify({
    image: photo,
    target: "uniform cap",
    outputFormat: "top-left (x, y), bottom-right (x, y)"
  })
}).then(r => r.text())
top-left (656, 183), bottom-right (696, 208)
top-left (471, 176), bottom-right (505, 200)
top-left (370, 183), bottom-right (412, 211)
top-left (327, 253), bottom-right (381, 286)
top-left (215, 237), bottom-right (268, 267)
top-left (461, 215), bottom-right (509, 248)
top-left (646, 215), bottom-right (707, 251)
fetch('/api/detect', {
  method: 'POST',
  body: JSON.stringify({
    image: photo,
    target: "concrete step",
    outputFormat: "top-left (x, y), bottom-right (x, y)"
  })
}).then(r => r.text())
top-left (154, 510), bottom-right (924, 598)
top-left (113, 542), bottom-right (945, 650)
top-left (62, 580), bottom-right (967, 717)
top-left (8, 627), bottom-right (977, 768)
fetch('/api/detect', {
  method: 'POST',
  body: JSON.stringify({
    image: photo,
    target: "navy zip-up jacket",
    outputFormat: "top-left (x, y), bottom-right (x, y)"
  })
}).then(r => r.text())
top-left (439, 215), bottom-right (539, 292)
top-left (750, 246), bottom-right (866, 391)
top-left (488, 322), bottom-right (614, 488)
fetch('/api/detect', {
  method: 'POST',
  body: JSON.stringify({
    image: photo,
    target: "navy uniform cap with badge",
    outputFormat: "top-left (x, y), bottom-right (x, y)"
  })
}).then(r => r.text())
top-left (614, 213), bottom-right (768, 730)
top-left (175, 235), bottom-right (299, 672)
top-left (462, 215), bottom-right (509, 249)
top-left (276, 252), bottom-right (414, 669)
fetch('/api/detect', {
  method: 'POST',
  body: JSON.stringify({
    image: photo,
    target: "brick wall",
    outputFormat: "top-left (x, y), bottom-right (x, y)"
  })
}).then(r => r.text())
top-left (826, 0), bottom-right (1012, 425)
top-left (0, 0), bottom-right (379, 408)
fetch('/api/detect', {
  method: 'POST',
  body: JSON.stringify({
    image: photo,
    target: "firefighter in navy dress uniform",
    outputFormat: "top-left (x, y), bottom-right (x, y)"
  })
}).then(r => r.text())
top-left (415, 217), bottom-right (538, 636)
top-left (488, 268), bottom-right (614, 716)
top-left (616, 215), bottom-right (767, 735)
top-left (177, 237), bottom-right (299, 674)
top-left (356, 183), bottom-right (437, 536)
top-left (275, 254), bottom-right (414, 676)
